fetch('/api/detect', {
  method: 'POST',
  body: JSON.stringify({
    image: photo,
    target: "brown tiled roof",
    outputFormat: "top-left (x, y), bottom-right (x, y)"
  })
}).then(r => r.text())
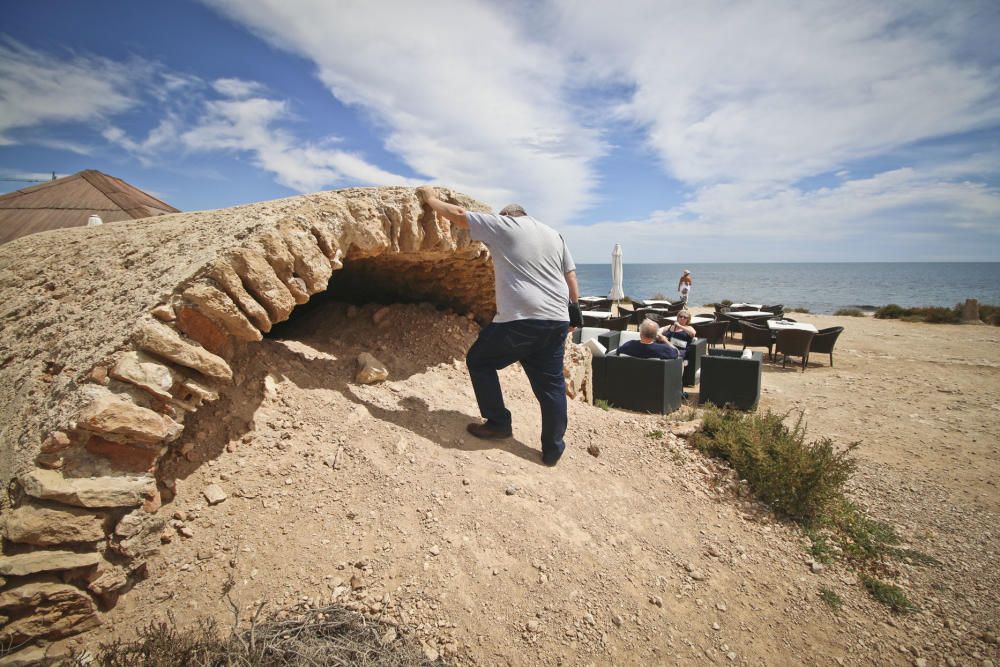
top-left (0, 169), bottom-right (180, 245)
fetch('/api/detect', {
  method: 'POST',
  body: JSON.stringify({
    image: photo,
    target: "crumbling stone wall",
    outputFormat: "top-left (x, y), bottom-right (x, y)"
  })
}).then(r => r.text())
top-left (0, 186), bottom-right (497, 656)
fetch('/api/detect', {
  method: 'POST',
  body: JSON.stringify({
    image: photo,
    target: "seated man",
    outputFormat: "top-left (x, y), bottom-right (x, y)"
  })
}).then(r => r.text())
top-left (618, 319), bottom-right (680, 360)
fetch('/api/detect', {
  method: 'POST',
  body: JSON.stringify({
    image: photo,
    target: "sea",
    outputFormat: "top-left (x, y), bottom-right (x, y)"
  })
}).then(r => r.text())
top-left (574, 263), bottom-right (1000, 314)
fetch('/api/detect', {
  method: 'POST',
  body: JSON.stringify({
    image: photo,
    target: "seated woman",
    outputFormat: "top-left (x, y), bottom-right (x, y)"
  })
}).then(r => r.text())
top-left (658, 309), bottom-right (697, 360)
top-left (618, 319), bottom-right (679, 360)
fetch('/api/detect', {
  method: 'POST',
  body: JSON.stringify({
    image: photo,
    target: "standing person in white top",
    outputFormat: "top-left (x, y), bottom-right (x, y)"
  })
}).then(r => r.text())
top-left (416, 186), bottom-right (582, 466)
top-left (677, 269), bottom-right (693, 304)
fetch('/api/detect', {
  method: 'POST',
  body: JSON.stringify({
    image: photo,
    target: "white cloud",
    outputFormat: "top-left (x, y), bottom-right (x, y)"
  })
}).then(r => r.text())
top-left (550, 1), bottom-right (1000, 188)
top-left (201, 0), bottom-right (605, 224)
top-left (178, 96), bottom-right (419, 191)
top-left (0, 39), bottom-right (142, 145)
top-left (212, 77), bottom-right (266, 99)
top-left (565, 161), bottom-right (1000, 261)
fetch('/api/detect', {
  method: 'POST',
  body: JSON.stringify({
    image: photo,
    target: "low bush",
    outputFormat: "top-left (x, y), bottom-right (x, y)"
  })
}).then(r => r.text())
top-left (92, 604), bottom-right (437, 666)
top-left (862, 575), bottom-right (917, 613)
top-left (834, 308), bottom-right (865, 317)
top-left (595, 399), bottom-right (611, 411)
top-left (819, 587), bottom-right (843, 612)
top-left (787, 306), bottom-right (811, 313)
top-left (690, 409), bottom-right (856, 525)
top-left (875, 303), bottom-right (999, 325)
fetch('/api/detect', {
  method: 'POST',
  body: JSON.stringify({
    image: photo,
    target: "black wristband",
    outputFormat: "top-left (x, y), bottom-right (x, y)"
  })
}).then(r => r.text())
top-left (568, 301), bottom-right (584, 328)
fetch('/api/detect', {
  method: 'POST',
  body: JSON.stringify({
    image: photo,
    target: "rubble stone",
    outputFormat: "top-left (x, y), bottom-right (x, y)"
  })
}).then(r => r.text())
top-left (19, 468), bottom-right (155, 508)
top-left (4, 503), bottom-right (107, 546)
top-left (77, 393), bottom-right (182, 444)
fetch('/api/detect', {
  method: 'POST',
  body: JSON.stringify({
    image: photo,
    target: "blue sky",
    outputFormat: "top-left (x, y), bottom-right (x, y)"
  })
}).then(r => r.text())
top-left (1, 0), bottom-right (998, 261)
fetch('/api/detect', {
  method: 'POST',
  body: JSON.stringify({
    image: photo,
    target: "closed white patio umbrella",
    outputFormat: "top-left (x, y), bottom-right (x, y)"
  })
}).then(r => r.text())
top-left (609, 243), bottom-right (625, 302)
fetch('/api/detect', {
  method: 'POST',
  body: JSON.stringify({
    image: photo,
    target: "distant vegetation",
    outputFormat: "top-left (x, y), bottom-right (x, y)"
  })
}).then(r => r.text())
top-left (834, 308), bottom-right (866, 317)
top-left (874, 303), bottom-right (999, 325)
top-left (690, 407), bottom-right (933, 612)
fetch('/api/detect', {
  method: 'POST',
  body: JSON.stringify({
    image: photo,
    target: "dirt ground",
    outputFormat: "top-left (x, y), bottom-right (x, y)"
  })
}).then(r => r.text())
top-left (75, 302), bottom-right (999, 666)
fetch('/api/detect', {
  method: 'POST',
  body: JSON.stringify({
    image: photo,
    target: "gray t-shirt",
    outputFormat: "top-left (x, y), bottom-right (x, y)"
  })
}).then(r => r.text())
top-left (466, 212), bottom-right (576, 323)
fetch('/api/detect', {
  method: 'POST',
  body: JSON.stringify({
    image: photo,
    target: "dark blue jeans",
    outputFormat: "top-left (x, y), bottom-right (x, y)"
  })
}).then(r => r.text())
top-left (466, 320), bottom-right (569, 462)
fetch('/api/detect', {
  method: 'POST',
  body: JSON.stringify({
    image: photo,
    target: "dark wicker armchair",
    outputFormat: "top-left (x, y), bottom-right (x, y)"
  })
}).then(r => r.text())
top-left (693, 320), bottom-right (728, 349)
top-left (808, 326), bottom-right (844, 367)
top-left (739, 321), bottom-right (775, 360)
top-left (603, 314), bottom-right (631, 331)
top-left (775, 329), bottom-right (815, 371)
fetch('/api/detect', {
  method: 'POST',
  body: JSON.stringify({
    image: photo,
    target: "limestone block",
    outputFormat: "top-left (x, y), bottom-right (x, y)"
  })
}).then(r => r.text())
top-left (77, 393), bottom-right (182, 445)
top-left (278, 219), bottom-right (334, 293)
top-left (0, 582), bottom-right (101, 646)
top-left (84, 437), bottom-right (163, 473)
top-left (182, 283), bottom-right (264, 341)
top-left (110, 351), bottom-right (174, 401)
top-left (150, 303), bottom-right (176, 322)
top-left (113, 509), bottom-right (166, 559)
top-left (255, 231), bottom-right (309, 304)
top-left (563, 341), bottom-right (593, 404)
top-left (309, 218), bottom-right (342, 260)
top-left (134, 319), bottom-right (233, 383)
top-left (0, 551), bottom-right (101, 576)
top-left (176, 305), bottom-right (233, 358)
top-left (228, 247), bottom-right (295, 323)
top-left (356, 353), bottom-right (389, 384)
top-left (4, 503), bottom-right (107, 546)
top-left (19, 468), bottom-right (155, 508)
top-left (207, 259), bottom-right (272, 332)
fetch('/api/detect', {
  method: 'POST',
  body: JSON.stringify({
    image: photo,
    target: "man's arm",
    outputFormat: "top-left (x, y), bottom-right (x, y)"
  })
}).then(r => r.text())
top-left (416, 185), bottom-right (469, 229)
top-left (564, 270), bottom-right (580, 303)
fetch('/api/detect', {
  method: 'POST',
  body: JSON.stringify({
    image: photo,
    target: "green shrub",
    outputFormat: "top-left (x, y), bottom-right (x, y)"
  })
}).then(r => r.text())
top-left (720, 299), bottom-right (733, 307)
top-left (646, 429), bottom-right (665, 439)
top-left (874, 304), bottom-right (908, 319)
top-left (819, 587), bottom-right (843, 612)
top-left (830, 500), bottom-right (900, 560)
top-left (690, 408), bottom-right (857, 525)
top-left (978, 304), bottom-right (1000, 326)
top-left (595, 399), bottom-right (611, 411)
top-left (834, 308), bottom-right (865, 317)
top-left (918, 306), bottom-right (960, 324)
top-left (787, 306), bottom-right (811, 313)
top-left (862, 575), bottom-right (917, 613)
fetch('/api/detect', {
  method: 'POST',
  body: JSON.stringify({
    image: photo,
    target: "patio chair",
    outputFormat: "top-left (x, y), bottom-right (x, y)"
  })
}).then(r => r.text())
top-left (775, 329), bottom-right (815, 371)
top-left (592, 352), bottom-right (684, 414)
top-left (603, 314), bottom-right (631, 331)
top-left (580, 298), bottom-right (612, 311)
top-left (739, 321), bottom-right (775, 360)
top-left (582, 313), bottom-right (610, 328)
top-left (762, 304), bottom-right (784, 316)
top-left (715, 312), bottom-right (740, 339)
top-left (693, 320), bottom-right (728, 349)
top-left (699, 349), bottom-right (763, 410)
top-left (808, 326), bottom-right (844, 367)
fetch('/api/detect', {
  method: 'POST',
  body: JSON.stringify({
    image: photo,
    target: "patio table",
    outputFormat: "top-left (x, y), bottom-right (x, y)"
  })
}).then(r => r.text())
top-left (662, 315), bottom-right (714, 325)
top-left (726, 310), bottom-right (772, 319)
top-left (767, 320), bottom-right (818, 333)
top-left (644, 299), bottom-right (673, 306)
top-left (580, 296), bottom-right (605, 302)
top-left (582, 310), bottom-right (613, 319)
top-left (731, 303), bottom-right (762, 310)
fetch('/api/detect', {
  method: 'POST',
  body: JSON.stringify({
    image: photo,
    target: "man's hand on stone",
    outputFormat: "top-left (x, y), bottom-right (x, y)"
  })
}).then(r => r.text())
top-left (416, 185), bottom-right (437, 203)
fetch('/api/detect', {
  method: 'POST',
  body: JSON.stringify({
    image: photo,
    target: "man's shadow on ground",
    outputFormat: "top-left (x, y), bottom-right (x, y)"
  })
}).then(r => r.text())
top-left (268, 341), bottom-right (546, 466)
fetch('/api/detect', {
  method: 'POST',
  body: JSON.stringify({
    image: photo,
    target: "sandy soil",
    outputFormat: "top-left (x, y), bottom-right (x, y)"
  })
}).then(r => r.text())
top-left (74, 302), bottom-right (998, 666)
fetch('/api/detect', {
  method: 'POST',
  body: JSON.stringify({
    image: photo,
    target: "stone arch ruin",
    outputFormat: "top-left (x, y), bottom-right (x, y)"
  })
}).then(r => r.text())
top-left (0, 186), bottom-right (498, 656)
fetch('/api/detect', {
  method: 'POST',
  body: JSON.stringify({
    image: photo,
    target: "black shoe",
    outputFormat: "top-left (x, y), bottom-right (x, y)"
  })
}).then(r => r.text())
top-left (541, 450), bottom-right (564, 467)
top-left (466, 422), bottom-right (513, 440)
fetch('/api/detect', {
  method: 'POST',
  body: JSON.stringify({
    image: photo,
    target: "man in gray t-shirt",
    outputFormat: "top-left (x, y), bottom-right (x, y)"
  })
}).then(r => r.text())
top-left (417, 186), bottom-right (581, 466)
